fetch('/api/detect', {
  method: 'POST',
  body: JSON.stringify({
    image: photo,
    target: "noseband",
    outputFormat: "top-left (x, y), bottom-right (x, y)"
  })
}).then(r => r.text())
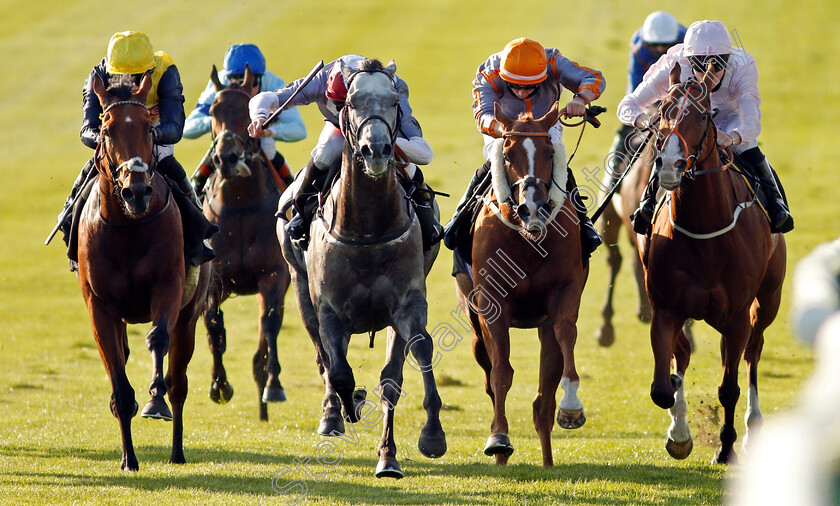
top-left (98, 100), bottom-right (154, 189)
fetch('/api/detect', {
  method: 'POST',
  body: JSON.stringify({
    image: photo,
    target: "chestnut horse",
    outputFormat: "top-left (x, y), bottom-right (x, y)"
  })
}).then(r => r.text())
top-left (279, 59), bottom-right (445, 478)
top-left (77, 73), bottom-right (211, 470)
top-left (596, 106), bottom-right (694, 348)
top-left (456, 102), bottom-right (587, 466)
top-left (200, 65), bottom-right (291, 421)
top-left (640, 65), bottom-right (786, 463)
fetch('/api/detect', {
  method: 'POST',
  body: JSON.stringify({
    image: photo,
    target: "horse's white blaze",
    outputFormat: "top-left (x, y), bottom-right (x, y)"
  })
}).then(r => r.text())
top-left (125, 116), bottom-right (132, 123)
top-left (659, 135), bottom-right (683, 189)
top-left (523, 138), bottom-right (536, 177)
top-left (667, 372), bottom-right (691, 443)
top-left (743, 384), bottom-right (762, 450)
top-left (559, 377), bottom-right (583, 410)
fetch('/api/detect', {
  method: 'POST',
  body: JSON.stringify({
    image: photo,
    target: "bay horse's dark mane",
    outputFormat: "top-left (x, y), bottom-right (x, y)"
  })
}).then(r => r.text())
top-left (106, 73), bottom-right (142, 101)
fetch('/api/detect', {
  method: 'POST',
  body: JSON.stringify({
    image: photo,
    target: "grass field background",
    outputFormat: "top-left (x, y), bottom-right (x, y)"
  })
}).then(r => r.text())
top-left (1, 0), bottom-right (838, 504)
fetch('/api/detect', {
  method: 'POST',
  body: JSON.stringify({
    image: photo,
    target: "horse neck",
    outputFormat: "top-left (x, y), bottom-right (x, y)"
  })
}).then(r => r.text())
top-left (333, 144), bottom-right (407, 237)
top-left (670, 134), bottom-right (735, 230)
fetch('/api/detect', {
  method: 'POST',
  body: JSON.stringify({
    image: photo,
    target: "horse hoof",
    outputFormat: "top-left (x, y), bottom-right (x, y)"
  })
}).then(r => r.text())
top-left (317, 413), bottom-right (345, 436)
top-left (418, 429), bottom-right (447, 458)
top-left (637, 309), bottom-right (652, 323)
top-left (483, 434), bottom-right (514, 457)
top-left (262, 386), bottom-right (287, 403)
top-left (596, 326), bottom-right (615, 347)
top-left (169, 452), bottom-right (186, 465)
top-left (557, 408), bottom-right (586, 429)
top-left (375, 457), bottom-right (404, 479)
top-left (141, 398), bottom-right (173, 421)
top-left (121, 458), bottom-right (139, 472)
top-left (209, 380), bottom-right (234, 404)
top-left (651, 383), bottom-right (676, 409)
top-left (713, 447), bottom-right (738, 465)
top-left (666, 437), bottom-right (693, 460)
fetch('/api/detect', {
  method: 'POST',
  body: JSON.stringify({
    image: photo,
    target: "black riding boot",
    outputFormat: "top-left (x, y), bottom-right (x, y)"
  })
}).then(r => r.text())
top-left (442, 160), bottom-right (492, 250)
top-left (191, 162), bottom-right (210, 204)
top-left (567, 169), bottom-right (602, 258)
top-left (271, 152), bottom-right (295, 187)
top-left (58, 157), bottom-right (95, 245)
top-left (405, 168), bottom-right (443, 251)
top-left (631, 171), bottom-right (659, 236)
top-left (157, 155), bottom-right (217, 266)
top-left (286, 158), bottom-right (328, 250)
top-left (755, 158), bottom-right (794, 233)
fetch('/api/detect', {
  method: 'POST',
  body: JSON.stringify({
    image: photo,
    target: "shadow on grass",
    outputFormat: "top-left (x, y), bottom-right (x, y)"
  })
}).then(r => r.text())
top-left (0, 444), bottom-right (722, 504)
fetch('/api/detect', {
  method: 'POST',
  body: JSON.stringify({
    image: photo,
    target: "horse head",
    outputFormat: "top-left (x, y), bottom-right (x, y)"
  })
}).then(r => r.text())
top-left (655, 63), bottom-right (718, 190)
top-left (341, 59), bottom-right (399, 178)
top-left (492, 102), bottom-right (566, 236)
top-left (209, 63), bottom-right (259, 180)
top-left (92, 72), bottom-right (155, 216)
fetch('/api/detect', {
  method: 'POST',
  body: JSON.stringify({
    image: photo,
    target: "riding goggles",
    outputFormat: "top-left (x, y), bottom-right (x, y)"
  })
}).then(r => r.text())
top-left (687, 54), bottom-right (730, 72)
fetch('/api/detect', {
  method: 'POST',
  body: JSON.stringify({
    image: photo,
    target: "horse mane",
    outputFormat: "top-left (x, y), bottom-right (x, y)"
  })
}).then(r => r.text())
top-left (354, 58), bottom-right (394, 77)
top-left (106, 74), bottom-right (140, 101)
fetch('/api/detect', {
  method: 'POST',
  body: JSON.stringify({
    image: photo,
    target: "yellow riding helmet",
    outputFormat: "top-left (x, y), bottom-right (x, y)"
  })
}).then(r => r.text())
top-left (106, 31), bottom-right (156, 75)
top-left (500, 38), bottom-right (548, 85)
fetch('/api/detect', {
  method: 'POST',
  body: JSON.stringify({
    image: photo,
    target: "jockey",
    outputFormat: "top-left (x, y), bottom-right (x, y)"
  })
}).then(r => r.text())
top-left (618, 20), bottom-right (794, 235)
top-left (442, 37), bottom-right (606, 257)
top-left (248, 55), bottom-right (441, 251)
top-left (606, 11), bottom-right (686, 189)
top-left (184, 44), bottom-right (307, 199)
top-left (59, 31), bottom-right (215, 268)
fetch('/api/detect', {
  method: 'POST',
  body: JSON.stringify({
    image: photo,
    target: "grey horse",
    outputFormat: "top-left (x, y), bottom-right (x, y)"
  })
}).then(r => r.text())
top-left (278, 58), bottom-right (446, 479)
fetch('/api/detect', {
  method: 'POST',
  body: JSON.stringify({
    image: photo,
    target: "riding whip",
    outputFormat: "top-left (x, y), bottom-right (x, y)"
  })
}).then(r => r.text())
top-left (260, 60), bottom-right (325, 128)
top-left (590, 128), bottom-right (655, 224)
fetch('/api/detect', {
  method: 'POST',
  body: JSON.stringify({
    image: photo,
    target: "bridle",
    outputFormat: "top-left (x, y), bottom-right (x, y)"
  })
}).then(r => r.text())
top-left (656, 81), bottom-right (732, 180)
top-left (500, 130), bottom-right (557, 206)
top-left (210, 87), bottom-right (262, 168)
top-left (97, 100), bottom-right (155, 190)
top-left (339, 69), bottom-right (401, 159)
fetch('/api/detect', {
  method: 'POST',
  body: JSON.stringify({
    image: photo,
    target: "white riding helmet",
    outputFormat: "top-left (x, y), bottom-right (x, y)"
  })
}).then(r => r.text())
top-left (641, 11), bottom-right (679, 44)
top-left (683, 20), bottom-right (733, 56)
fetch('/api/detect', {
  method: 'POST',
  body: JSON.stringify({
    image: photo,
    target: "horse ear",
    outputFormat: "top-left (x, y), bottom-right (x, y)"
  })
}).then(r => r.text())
top-left (669, 63), bottom-right (681, 87)
top-left (537, 102), bottom-right (560, 129)
top-left (385, 59), bottom-right (397, 76)
top-left (493, 102), bottom-right (512, 132)
top-left (92, 73), bottom-right (108, 106)
top-left (243, 63), bottom-right (256, 92)
top-left (341, 63), bottom-right (354, 80)
top-left (135, 71), bottom-right (152, 103)
top-left (210, 64), bottom-right (223, 92)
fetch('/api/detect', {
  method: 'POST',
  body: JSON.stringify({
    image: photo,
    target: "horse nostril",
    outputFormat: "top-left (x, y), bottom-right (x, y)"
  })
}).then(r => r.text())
top-left (382, 144), bottom-right (392, 158)
top-left (675, 159), bottom-right (687, 170)
top-left (517, 203), bottom-right (530, 221)
top-left (144, 186), bottom-right (153, 198)
top-left (226, 153), bottom-right (238, 165)
top-left (121, 188), bottom-right (133, 202)
top-left (360, 145), bottom-right (373, 159)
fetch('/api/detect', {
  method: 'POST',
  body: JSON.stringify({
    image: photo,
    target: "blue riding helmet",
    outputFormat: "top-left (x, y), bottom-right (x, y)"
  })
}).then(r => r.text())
top-left (223, 44), bottom-right (266, 75)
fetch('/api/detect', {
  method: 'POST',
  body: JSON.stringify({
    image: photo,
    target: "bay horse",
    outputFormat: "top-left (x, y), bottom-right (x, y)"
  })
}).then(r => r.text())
top-left (455, 102), bottom-right (587, 467)
top-left (640, 64), bottom-right (786, 463)
top-left (77, 73), bottom-right (211, 470)
top-left (596, 106), bottom-right (694, 349)
top-left (201, 64), bottom-right (291, 421)
top-left (278, 58), bottom-right (446, 478)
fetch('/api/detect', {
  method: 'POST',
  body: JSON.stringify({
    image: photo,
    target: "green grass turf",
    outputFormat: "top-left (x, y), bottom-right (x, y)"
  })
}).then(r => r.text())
top-left (1, 0), bottom-right (837, 503)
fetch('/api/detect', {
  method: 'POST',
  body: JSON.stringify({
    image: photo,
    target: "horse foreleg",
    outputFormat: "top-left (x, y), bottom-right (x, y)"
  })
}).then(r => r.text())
top-left (165, 308), bottom-right (198, 464)
top-left (373, 328), bottom-right (408, 479)
top-left (666, 330), bottom-right (693, 460)
top-left (649, 309), bottom-right (684, 409)
top-left (534, 323), bottom-right (563, 467)
top-left (318, 307), bottom-right (356, 424)
top-left (631, 248), bottom-right (652, 323)
top-left (714, 317), bottom-right (751, 464)
top-left (256, 280), bottom-right (286, 407)
top-left (88, 296), bottom-right (138, 471)
top-left (205, 302), bottom-right (234, 405)
top-left (554, 315), bottom-right (586, 431)
top-left (480, 314), bottom-right (514, 465)
top-left (316, 352), bottom-right (344, 436)
top-left (597, 203), bottom-right (622, 347)
top-left (142, 288), bottom-right (180, 421)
